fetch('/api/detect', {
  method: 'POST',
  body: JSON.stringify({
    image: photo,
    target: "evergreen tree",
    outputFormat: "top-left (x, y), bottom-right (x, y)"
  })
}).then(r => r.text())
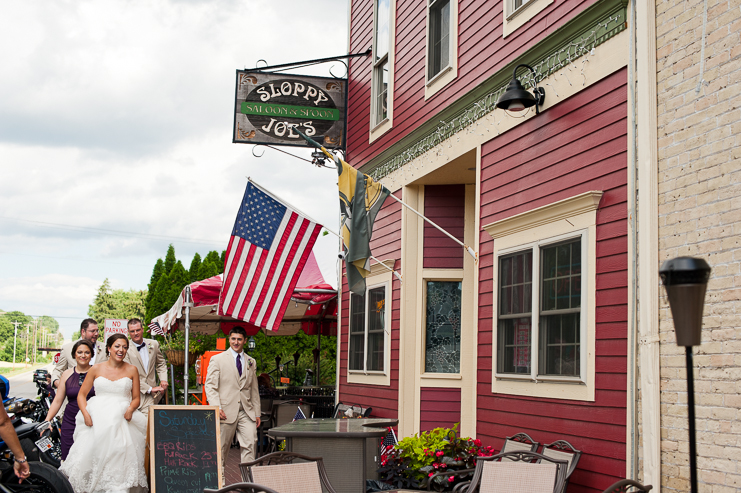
top-left (198, 259), bottom-right (220, 280)
top-left (188, 253), bottom-right (202, 283)
top-left (147, 273), bottom-right (171, 323)
top-left (167, 261), bottom-right (189, 308)
top-left (163, 244), bottom-right (176, 274)
top-left (220, 250), bottom-right (226, 272)
top-left (145, 258), bottom-right (165, 319)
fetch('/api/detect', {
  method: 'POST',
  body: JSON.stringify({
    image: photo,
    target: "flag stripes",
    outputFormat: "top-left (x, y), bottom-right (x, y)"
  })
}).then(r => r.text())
top-left (218, 181), bottom-right (322, 331)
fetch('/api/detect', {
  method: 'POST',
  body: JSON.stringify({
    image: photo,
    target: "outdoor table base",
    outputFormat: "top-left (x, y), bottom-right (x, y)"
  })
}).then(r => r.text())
top-left (268, 418), bottom-right (398, 493)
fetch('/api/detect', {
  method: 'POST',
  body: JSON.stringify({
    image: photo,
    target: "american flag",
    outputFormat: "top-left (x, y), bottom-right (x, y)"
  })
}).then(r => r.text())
top-left (380, 427), bottom-right (397, 460)
top-left (148, 321), bottom-right (165, 336)
top-left (219, 181), bottom-right (322, 331)
top-left (292, 407), bottom-right (306, 422)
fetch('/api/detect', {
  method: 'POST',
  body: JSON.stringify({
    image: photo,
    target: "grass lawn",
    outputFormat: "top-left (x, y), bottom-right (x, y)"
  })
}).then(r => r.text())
top-left (0, 362), bottom-right (52, 378)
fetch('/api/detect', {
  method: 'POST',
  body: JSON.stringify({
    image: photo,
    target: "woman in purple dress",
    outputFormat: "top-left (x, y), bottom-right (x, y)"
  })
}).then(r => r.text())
top-left (42, 339), bottom-right (96, 460)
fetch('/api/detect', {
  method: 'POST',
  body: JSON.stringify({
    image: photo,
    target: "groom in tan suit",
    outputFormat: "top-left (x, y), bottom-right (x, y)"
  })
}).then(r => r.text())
top-left (204, 326), bottom-right (260, 467)
top-left (124, 318), bottom-right (168, 416)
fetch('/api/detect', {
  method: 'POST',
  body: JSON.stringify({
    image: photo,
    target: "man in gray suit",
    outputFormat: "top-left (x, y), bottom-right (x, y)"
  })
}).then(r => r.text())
top-left (51, 318), bottom-right (107, 389)
top-left (123, 318), bottom-right (168, 416)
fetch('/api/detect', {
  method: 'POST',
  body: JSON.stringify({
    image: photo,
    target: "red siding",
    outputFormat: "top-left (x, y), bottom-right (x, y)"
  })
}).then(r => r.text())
top-left (424, 185), bottom-right (465, 269)
top-left (347, 0), bottom-right (600, 168)
top-left (420, 388), bottom-right (461, 432)
top-left (477, 69), bottom-right (628, 493)
top-left (338, 190), bottom-right (403, 419)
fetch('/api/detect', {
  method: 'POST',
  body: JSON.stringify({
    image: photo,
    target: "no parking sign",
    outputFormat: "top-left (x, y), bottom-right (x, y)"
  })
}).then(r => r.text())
top-left (104, 319), bottom-right (129, 341)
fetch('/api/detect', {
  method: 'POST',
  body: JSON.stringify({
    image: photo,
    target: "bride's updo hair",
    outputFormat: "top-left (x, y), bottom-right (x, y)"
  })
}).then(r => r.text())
top-left (106, 333), bottom-right (130, 356)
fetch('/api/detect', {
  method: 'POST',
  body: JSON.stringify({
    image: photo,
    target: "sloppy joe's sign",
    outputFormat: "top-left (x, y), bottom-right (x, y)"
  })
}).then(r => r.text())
top-left (233, 71), bottom-right (347, 149)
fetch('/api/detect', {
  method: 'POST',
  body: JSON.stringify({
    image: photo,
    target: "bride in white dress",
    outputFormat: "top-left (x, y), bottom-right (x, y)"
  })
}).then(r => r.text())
top-left (60, 333), bottom-right (148, 493)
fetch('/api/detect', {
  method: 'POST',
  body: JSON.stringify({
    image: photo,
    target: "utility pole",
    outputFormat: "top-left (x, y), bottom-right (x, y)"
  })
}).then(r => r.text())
top-left (32, 319), bottom-right (38, 365)
top-left (24, 324), bottom-right (30, 367)
top-left (11, 321), bottom-right (21, 366)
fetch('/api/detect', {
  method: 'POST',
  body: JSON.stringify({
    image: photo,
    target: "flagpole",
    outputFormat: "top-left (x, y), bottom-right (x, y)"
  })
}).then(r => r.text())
top-left (247, 175), bottom-right (403, 282)
top-left (385, 192), bottom-right (478, 263)
top-left (293, 129), bottom-right (478, 263)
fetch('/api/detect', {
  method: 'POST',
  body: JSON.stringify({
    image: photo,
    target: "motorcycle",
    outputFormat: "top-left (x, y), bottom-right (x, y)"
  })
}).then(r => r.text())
top-left (0, 449), bottom-right (73, 493)
top-left (0, 372), bottom-right (62, 468)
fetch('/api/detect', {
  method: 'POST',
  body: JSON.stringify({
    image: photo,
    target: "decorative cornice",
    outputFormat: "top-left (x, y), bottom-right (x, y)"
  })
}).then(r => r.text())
top-left (483, 191), bottom-right (603, 239)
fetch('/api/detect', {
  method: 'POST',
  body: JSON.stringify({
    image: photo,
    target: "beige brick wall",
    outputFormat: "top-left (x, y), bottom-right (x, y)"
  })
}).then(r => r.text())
top-left (656, 0), bottom-right (741, 490)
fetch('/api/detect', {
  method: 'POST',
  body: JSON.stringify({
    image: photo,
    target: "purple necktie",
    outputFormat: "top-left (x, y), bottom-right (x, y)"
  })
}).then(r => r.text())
top-left (236, 355), bottom-right (242, 377)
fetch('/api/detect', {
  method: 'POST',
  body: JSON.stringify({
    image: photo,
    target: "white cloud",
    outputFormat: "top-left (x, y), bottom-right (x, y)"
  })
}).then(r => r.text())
top-left (0, 0), bottom-right (348, 334)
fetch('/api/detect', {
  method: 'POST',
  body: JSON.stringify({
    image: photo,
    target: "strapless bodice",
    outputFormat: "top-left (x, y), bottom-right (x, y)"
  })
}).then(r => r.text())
top-left (93, 377), bottom-right (133, 399)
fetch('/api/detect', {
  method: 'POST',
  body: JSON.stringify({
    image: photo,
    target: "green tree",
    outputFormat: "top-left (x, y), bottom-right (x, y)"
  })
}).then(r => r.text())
top-left (188, 253), bottom-right (202, 283)
top-left (163, 244), bottom-right (176, 274)
top-left (87, 278), bottom-right (147, 325)
top-left (167, 261), bottom-right (189, 308)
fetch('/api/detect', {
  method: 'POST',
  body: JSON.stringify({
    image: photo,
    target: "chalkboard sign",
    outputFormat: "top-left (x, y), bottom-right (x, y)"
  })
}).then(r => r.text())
top-left (149, 405), bottom-right (222, 493)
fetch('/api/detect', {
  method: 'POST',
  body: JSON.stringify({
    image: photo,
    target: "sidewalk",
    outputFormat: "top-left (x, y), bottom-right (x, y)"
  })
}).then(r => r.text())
top-left (224, 446), bottom-right (243, 485)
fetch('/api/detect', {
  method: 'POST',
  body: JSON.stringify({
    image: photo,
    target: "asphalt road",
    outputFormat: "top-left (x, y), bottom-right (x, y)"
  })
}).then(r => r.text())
top-left (6, 363), bottom-right (54, 399)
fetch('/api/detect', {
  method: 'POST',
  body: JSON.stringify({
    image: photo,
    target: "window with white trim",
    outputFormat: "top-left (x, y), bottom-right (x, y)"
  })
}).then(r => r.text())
top-left (372, 0), bottom-right (391, 127)
top-left (349, 284), bottom-right (387, 372)
top-left (497, 237), bottom-right (583, 378)
top-left (483, 190), bottom-right (601, 401)
top-left (503, 0), bottom-right (553, 38)
top-left (428, 0), bottom-right (451, 80)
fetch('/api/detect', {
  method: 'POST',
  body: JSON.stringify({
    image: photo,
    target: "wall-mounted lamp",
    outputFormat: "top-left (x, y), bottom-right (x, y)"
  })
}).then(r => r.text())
top-left (659, 256), bottom-right (711, 493)
top-left (495, 64), bottom-right (546, 115)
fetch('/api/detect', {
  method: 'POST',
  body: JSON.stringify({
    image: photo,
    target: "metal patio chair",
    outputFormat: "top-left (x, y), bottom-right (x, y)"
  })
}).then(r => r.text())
top-left (601, 479), bottom-right (653, 493)
top-left (500, 432), bottom-right (540, 460)
top-left (331, 401), bottom-right (372, 418)
top-left (239, 451), bottom-right (339, 493)
top-left (453, 450), bottom-right (568, 493)
top-left (538, 439), bottom-right (582, 493)
top-left (203, 482), bottom-right (279, 493)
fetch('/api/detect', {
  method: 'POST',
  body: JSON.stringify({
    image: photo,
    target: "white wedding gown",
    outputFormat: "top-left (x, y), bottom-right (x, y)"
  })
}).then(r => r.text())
top-left (60, 376), bottom-right (148, 493)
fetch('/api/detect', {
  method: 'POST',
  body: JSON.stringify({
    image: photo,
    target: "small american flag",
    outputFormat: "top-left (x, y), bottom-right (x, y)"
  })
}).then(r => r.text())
top-left (218, 181), bottom-right (322, 331)
top-left (292, 407), bottom-right (306, 422)
top-left (148, 321), bottom-right (165, 336)
top-left (380, 427), bottom-right (397, 460)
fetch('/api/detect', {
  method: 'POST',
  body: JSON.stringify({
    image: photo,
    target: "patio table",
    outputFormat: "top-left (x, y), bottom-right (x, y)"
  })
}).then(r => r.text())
top-left (268, 417), bottom-right (398, 493)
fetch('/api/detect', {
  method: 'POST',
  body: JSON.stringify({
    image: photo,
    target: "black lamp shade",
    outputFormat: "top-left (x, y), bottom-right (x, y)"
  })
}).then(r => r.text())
top-left (248, 336), bottom-right (256, 350)
top-left (659, 257), bottom-right (711, 347)
top-left (496, 77), bottom-right (538, 110)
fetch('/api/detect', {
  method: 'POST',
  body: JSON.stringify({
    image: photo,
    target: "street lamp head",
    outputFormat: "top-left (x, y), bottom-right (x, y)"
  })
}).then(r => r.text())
top-left (247, 336), bottom-right (256, 351)
top-left (495, 64), bottom-right (546, 114)
top-left (659, 257), bottom-right (711, 347)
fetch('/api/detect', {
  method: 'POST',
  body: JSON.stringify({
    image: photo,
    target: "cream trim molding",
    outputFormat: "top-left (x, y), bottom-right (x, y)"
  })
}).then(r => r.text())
top-left (503, 0), bottom-right (554, 38)
top-left (483, 191), bottom-right (603, 239)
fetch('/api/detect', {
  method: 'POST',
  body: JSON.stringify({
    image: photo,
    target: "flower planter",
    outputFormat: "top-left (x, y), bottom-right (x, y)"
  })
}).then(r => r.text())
top-left (165, 349), bottom-right (197, 367)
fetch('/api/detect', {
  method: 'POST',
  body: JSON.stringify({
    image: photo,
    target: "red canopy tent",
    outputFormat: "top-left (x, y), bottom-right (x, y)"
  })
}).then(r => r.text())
top-left (152, 251), bottom-right (337, 337)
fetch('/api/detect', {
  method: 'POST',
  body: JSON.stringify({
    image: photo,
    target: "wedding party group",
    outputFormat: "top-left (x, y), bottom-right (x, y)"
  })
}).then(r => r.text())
top-left (44, 318), bottom-right (168, 493)
top-left (37, 318), bottom-right (261, 493)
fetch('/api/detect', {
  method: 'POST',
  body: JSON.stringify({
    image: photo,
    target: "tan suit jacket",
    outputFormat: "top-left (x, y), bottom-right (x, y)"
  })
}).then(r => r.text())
top-left (204, 350), bottom-right (260, 424)
top-left (51, 339), bottom-right (108, 384)
top-left (123, 338), bottom-right (168, 411)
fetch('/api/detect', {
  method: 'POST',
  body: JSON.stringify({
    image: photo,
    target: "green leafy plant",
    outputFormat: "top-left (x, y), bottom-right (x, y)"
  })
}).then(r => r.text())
top-left (377, 424), bottom-right (497, 491)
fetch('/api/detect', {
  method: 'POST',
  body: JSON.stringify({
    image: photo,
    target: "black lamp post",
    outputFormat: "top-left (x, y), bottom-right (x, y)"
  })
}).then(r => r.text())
top-left (659, 256), bottom-right (711, 493)
top-left (495, 63), bottom-right (546, 114)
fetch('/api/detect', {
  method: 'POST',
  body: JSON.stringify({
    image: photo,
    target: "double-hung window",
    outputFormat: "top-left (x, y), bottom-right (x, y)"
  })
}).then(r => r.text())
top-left (484, 191), bottom-right (601, 401)
top-left (497, 238), bottom-right (582, 378)
top-left (347, 264), bottom-right (393, 386)
top-left (428, 0), bottom-right (450, 80)
top-left (371, 0), bottom-right (391, 128)
top-left (425, 0), bottom-right (457, 98)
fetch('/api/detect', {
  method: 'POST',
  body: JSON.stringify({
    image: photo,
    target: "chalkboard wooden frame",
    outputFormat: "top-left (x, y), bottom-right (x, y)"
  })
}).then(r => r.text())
top-left (149, 405), bottom-right (223, 493)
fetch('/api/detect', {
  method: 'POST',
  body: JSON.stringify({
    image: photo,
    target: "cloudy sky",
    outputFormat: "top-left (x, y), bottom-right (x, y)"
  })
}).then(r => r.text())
top-left (0, 0), bottom-right (349, 341)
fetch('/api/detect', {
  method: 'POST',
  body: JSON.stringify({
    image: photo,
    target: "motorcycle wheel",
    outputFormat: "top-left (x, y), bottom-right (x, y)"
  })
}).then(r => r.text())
top-left (38, 444), bottom-right (61, 469)
top-left (0, 461), bottom-right (74, 493)
top-left (19, 439), bottom-right (39, 462)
